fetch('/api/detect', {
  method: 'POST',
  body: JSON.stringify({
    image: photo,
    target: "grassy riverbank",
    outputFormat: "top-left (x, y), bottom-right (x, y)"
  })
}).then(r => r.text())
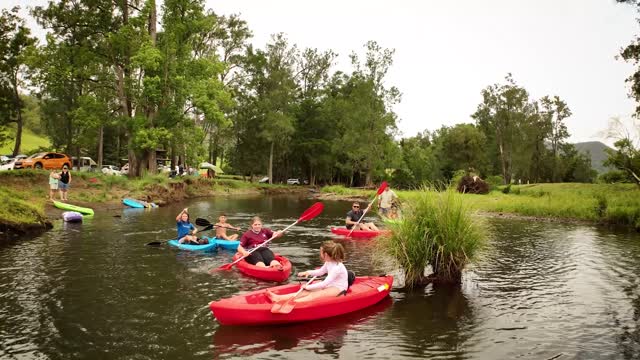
top-left (0, 170), bottom-right (295, 237)
top-left (322, 183), bottom-right (640, 230)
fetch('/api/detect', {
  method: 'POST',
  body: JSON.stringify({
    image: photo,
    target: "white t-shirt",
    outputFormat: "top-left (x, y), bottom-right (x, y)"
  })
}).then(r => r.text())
top-left (379, 190), bottom-right (397, 209)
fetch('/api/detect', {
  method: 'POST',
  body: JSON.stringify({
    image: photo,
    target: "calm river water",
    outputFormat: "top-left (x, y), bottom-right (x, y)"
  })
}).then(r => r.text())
top-left (1, 195), bottom-right (639, 359)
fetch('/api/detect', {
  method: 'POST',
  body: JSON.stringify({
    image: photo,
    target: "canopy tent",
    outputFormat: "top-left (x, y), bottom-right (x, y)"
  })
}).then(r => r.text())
top-left (199, 162), bottom-right (224, 174)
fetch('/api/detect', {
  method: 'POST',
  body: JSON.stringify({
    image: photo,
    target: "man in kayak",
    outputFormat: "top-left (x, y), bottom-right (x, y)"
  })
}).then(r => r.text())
top-left (176, 208), bottom-right (208, 244)
top-left (345, 202), bottom-right (379, 231)
top-left (215, 213), bottom-right (240, 241)
top-left (237, 216), bottom-right (283, 269)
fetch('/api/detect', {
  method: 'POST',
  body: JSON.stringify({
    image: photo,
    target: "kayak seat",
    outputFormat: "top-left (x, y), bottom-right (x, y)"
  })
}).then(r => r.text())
top-left (338, 270), bottom-right (356, 296)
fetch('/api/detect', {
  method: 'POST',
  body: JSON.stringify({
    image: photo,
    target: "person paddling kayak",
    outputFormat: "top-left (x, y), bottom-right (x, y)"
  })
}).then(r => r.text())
top-left (237, 216), bottom-right (283, 269)
top-left (215, 213), bottom-right (240, 241)
top-left (266, 241), bottom-right (348, 304)
top-left (176, 208), bottom-right (208, 245)
top-left (345, 202), bottom-right (379, 231)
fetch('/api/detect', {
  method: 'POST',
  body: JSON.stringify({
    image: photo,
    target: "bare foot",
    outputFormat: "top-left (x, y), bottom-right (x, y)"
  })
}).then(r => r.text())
top-left (265, 289), bottom-right (278, 303)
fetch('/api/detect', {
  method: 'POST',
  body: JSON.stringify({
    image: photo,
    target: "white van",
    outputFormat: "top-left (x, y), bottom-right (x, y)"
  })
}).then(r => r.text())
top-left (72, 157), bottom-right (98, 171)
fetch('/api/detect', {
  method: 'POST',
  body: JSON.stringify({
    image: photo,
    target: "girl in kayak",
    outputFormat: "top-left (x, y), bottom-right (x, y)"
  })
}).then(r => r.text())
top-left (266, 240), bottom-right (348, 303)
top-left (237, 216), bottom-right (283, 269)
top-left (176, 208), bottom-right (207, 244)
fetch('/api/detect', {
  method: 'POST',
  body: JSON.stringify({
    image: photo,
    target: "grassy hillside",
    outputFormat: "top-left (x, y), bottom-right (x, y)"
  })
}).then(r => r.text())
top-left (0, 126), bottom-right (50, 155)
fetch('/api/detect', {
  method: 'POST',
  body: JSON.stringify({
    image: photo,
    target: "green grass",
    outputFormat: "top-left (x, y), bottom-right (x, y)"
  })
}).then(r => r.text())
top-left (461, 183), bottom-right (640, 229)
top-left (0, 126), bottom-right (50, 154)
top-left (323, 183), bottom-right (640, 230)
top-left (377, 189), bottom-right (488, 287)
top-left (0, 186), bottom-right (47, 226)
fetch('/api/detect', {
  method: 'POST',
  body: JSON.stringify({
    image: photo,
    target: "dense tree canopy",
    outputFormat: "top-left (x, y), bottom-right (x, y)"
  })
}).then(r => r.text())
top-left (0, 1), bottom-right (603, 187)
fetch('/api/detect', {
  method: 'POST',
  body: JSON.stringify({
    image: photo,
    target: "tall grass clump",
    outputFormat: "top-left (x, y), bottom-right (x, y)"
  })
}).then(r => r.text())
top-left (377, 188), bottom-right (488, 287)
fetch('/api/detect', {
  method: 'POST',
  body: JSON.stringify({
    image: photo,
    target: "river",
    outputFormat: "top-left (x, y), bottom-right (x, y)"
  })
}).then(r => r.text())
top-left (1, 195), bottom-right (639, 359)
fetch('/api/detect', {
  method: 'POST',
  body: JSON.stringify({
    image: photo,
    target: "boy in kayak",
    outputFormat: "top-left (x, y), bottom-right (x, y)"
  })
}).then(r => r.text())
top-left (345, 202), bottom-right (379, 231)
top-left (215, 213), bottom-right (240, 241)
top-left (237, 216), bottom-right (283, 269)
top-left (176, 208), bottom-right (208, 244)
top-left (266, 241), bottom-right (348, 306)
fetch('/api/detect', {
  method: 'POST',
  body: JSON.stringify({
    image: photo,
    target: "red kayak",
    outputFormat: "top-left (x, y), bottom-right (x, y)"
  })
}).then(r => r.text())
top-left (330, 227), bottom-right (391, 238)
top-left (232, 253), bottom-right (292, 282)
top-left (209, 275), bottom-right (393, 326)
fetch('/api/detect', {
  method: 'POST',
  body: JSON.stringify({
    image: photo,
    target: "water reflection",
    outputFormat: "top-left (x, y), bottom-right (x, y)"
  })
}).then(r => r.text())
top-left (1, 197), bottom-right (640, 359)
top-left (212, 297), bottom-right (392, 359)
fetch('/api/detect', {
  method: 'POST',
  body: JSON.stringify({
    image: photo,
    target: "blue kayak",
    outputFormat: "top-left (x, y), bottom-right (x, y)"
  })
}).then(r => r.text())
top-left (122, 198), bottom-right (157, 208)
top-left (167, 239), bottom-right (218, 252)
top-left (203, 236), bottom-right (240, 251)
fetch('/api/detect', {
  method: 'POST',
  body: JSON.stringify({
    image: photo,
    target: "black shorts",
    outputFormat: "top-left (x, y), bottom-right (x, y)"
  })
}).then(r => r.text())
top-left (245, 247), bottom-right (275, 265)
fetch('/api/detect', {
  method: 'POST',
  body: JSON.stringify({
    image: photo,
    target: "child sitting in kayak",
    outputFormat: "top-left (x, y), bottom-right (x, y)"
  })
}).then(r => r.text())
top-left (266, 240), bottom-right (347, 304)
top-left (176, 208), bottom-right (208, 245)
top-left (215, 213), bottom-right (240, 241)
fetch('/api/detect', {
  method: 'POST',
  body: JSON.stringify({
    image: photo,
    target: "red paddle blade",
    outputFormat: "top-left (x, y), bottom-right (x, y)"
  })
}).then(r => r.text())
top-left (297, 202), bottom-right (324, 222)
top-left (212, 263), bottom-right (234, 272)
top-left (377, 181), bottom-right (389, 195)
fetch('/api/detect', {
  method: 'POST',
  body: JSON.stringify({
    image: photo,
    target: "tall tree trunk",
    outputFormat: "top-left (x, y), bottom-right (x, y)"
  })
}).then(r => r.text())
top-left (11, 76), bottom-right (22, 157)
top-left (97, 125), bottom-right (104, 167)
top-left (268, 141), bottom-right (274, 184)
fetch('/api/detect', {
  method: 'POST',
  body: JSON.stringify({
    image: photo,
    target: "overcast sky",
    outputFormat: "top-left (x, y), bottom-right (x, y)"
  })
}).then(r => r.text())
top-left (6, 0), bottom-right (640, 145)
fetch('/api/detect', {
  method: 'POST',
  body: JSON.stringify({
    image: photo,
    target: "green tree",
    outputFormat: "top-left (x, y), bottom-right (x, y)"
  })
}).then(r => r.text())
top-left (472, 74), bottom-right (530, 184)
top-left (432, 123), bottom-right (487, 179)
top-left (0, 7), bottom-right (37, 156)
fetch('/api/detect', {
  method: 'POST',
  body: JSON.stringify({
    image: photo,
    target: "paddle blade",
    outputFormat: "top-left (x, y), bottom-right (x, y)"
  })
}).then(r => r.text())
top-left (376, 181), bottom-right (389, 195)
top-left (213, 263), bottom-right (234, 272)
top-left (145, 241), bottom-right (162, 246)
top-left (298, 202), bottom-right (324, 222)
top-left (195, 218), bottom-right (211, 227)
top-left (274, 299), bottom-right (296, 314)
top-left (202, 224), bottom-right (214, 232)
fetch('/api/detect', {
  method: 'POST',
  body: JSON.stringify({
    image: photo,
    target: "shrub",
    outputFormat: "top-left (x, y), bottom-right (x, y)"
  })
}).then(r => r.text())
top-left (377, 188), bottom-right (488, 287)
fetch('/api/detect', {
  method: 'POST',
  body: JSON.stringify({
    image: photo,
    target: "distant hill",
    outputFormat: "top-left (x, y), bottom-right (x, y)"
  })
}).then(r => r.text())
top-left (0, 126), bottom-right (50, 155)
top-left (573, 141), bottom-right (614, 173)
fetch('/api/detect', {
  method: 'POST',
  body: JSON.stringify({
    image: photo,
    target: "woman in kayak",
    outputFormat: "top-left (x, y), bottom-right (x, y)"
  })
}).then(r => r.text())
top-left (266, 240), bottom-right (348, 303)
top-left (237, 216), bottom-right (283, 269)
top-left (176, 208), bottom-right (208, 245)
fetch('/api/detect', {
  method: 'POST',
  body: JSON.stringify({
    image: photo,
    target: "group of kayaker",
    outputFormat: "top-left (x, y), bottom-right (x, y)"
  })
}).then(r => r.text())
top-left (175, 186), bottom-right (399, 306)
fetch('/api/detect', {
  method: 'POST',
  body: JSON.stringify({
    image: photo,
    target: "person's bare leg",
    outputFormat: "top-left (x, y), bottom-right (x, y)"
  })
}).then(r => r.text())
top-left (269, 259), bottom-right (283, 270)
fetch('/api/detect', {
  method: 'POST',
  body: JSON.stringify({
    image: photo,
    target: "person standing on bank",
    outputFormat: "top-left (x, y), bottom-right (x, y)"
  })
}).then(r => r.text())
top-left (58, 165), bottom-right (71, 201)
top-left (377, 186), bottom-right (399, 218)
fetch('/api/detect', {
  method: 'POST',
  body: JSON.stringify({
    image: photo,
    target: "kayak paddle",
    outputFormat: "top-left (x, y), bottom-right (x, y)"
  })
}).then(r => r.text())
top-left (195, 218), bottom-right (241, 232)
top-left (271, 276), bottom-right (319, 314)
top-left (211, 202), bottom-right (324, 272)
top-left (346, 181), bottom-right (388, 237)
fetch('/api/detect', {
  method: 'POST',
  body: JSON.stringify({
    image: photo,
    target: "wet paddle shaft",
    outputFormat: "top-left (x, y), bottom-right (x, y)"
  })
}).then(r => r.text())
top-left (213, 202), bottom-right (325, 272)
top-left (346, 181), bottom-right (388, 237)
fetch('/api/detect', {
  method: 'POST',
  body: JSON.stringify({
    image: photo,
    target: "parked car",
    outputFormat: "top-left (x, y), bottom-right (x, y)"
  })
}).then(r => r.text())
top-left (0, 158), bottom-right (18, 171)
top-left (120, 163), bottom-right (129, 175)
top-left (72, 156), bottom-right (98, 171)
top-left (101, 165), bottom-right (121, 176)
top-left (258, 176), bottom-right (270, 183)
top-left (15, 152), bottom-right (71, 170)
top-left (286, 178), bottom-right (301, 185)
